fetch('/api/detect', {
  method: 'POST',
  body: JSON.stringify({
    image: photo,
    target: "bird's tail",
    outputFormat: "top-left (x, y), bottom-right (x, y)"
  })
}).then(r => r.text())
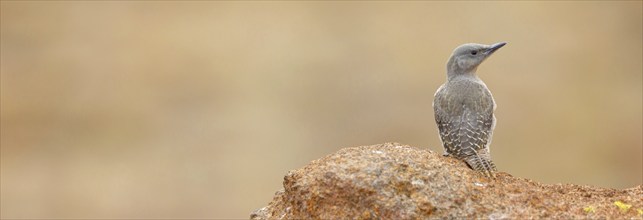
top-left (464, 153), bottom-right (497, 178)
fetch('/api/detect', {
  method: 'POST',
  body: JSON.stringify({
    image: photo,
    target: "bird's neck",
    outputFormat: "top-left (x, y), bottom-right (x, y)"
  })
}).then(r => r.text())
top-left (446, 56), bottom-right (478, 81)
top-left (447, 70), bottom-right (478, 81)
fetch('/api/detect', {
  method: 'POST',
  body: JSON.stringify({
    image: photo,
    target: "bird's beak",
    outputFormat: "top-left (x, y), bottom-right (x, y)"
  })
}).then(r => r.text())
top-left (484, 42), bottom-right (507, 55)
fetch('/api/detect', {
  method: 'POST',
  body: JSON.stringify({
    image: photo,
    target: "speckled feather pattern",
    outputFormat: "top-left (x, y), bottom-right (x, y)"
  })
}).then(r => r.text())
top-left (434, 76), bottom-right (497, 177)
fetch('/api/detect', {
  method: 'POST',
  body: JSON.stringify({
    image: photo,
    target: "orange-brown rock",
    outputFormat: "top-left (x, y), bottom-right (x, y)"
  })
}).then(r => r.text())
top-left (251, 143), bottom-right (642, 219)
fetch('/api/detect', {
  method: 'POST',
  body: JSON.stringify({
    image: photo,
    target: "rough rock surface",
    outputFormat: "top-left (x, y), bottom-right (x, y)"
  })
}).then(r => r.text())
top-left (250, 143), bottom-right (643, 219)
top-left (251, 143), bottom-right (642, 219)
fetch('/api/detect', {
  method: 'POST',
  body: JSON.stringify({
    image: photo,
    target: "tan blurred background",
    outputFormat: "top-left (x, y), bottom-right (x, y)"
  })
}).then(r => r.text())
top-left (1, 1), bottom-right (641, 219)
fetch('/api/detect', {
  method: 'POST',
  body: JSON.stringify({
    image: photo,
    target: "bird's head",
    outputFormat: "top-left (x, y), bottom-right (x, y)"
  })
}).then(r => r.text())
top-left (446, 42), bottom-right (506, 77)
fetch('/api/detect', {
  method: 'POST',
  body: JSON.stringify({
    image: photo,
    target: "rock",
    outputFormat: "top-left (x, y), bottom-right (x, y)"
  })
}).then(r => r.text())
top-left (251, 143), bottom-right (643, 219)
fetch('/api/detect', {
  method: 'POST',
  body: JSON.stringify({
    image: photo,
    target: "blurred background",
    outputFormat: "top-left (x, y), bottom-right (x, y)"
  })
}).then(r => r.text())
top-left (1, 1), bottom-right (641, 219)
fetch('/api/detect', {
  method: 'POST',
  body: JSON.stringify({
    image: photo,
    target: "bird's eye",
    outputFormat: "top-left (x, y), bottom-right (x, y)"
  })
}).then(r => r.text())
top-left (471, 50), bottom-right (478, 55)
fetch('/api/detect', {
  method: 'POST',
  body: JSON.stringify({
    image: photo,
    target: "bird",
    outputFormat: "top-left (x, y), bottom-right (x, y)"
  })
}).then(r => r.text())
top-left (433, 42), bottom-right (506, 177)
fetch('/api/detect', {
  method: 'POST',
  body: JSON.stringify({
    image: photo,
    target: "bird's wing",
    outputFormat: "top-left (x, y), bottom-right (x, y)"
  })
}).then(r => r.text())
top-left (434, 83), bottom-right (495, 156)
top-left (433, 85), bottom-right (459, 153)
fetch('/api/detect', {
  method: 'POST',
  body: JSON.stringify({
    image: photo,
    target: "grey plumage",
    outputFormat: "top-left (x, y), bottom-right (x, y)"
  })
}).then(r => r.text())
top-left (433, 42), bottom-right (506, 177)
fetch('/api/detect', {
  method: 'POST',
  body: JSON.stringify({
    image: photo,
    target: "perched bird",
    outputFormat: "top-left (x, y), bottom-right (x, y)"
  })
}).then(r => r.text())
top-left (433, 42), bottom-right (506, 177)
